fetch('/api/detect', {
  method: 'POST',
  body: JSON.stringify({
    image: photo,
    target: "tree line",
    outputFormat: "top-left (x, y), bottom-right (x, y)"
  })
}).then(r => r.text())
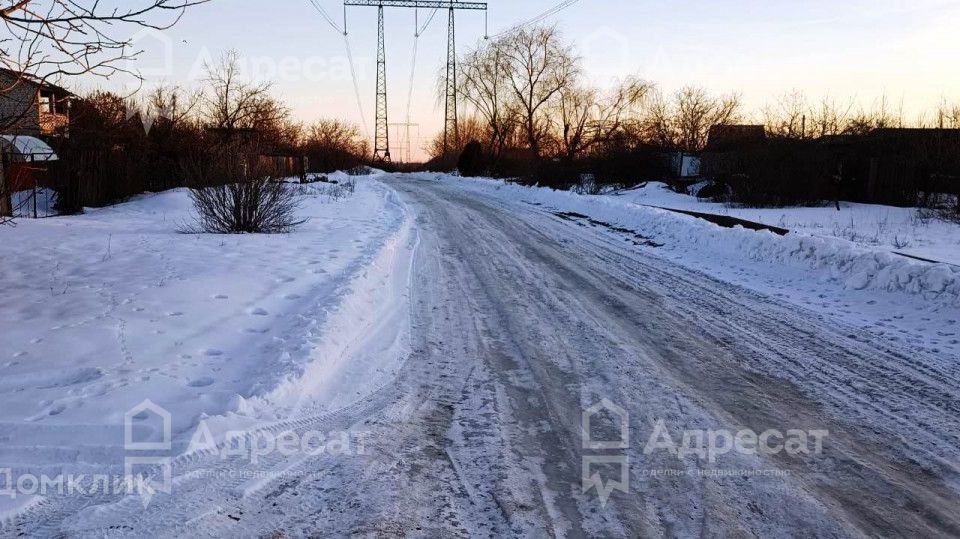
top-left (52, 51), bottom-right (368, 211)
top-left (436, 25), bottom-right (960, 207)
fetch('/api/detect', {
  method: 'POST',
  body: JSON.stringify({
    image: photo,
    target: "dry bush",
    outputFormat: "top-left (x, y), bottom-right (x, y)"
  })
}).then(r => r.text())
top-left (187, 179), bottom-right (305, 234)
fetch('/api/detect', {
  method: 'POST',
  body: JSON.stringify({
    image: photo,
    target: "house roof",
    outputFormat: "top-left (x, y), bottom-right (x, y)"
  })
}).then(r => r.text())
top-left (705, 124), bottom-right (766, 152)
top-left (0, 67), bottom-right (74, 97)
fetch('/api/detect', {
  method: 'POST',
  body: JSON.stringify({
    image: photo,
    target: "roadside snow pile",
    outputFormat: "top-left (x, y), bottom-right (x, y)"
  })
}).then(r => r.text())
top-left (0, 176), bottom-right (412, 475)
top-left (449, 177), bottom-right (960, 307)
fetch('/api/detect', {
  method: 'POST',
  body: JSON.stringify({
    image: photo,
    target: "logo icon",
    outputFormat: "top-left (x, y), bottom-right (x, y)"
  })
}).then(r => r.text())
top-left (581, 398), bottom-right (630, 506)
top-left (124, 399), bottom-right (173, 508)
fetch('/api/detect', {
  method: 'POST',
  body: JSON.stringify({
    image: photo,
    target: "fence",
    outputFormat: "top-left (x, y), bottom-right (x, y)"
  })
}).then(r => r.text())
top-left (1, 153), bottom-right (77, 218)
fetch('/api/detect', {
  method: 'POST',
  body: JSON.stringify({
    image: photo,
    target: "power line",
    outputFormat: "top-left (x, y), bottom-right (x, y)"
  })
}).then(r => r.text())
top-left (305, 1), bottom-right (370, 139)
top-left (490, 0), bottom-right (582, 38)
top-left (308, 0), bottom-right (344, 33)
top-left (417, 7), bottom-right (440, 36)
top-left (343, 34), bottom-right (371, 139)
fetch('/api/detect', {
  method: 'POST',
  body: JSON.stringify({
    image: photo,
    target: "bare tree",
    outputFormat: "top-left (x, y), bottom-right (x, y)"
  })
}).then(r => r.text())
top-left (933, 100), bottom-right (960, 129)
top-left (0, 0), bottom-right (207, 130)
top-left (201, 50), bottom-right (287, 135)
top-left (639, 88), bottom-right (674, 149)
top-left (457, 37), bottom-right (518, 161)
top-left (674, 86), bottom-right (741, 152)
top-left (426, 115), bottom-right (487, 161)
top-left (809, 96), bottom-right (854, 137)
top-left (640, 86), bottom-right (740, 152)
top-left (306, 119), bottom-right (366, 156)
top-left (304, 118), bottom-right (367, 171)
top-left (148, 84), bottom-right (203, 127)
top-left (845, 95), bottom-right (901, 135)
top-left (557, 76), bottom-right (651, 160)
top-left (501, 26), bottom-right (578, 159)
top-left (762, 90), bottom-right (809, 139)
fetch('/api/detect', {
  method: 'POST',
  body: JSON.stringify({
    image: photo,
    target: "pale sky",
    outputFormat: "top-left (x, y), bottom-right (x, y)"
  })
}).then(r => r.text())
top-left (82, 0), bottom-right (960, 160)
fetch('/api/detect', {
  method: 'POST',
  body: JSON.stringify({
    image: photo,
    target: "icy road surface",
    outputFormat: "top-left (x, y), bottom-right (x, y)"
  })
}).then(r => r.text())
top-left (8, 175), bottom-right (960, 537)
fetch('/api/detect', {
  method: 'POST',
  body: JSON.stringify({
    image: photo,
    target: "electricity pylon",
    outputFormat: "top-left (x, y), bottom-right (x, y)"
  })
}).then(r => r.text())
top-left (389, 122), bottom-right (420, 163)
top-left (344, 1), bottom-right (488, 162)
top-left (374, 5), bottom-right (390, 161)
top-left (443, 7), bottom-right (457, 157)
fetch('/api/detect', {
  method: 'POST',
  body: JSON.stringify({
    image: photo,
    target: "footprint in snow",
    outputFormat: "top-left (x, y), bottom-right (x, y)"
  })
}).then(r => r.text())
top-left (188, 377), bottom-right (215, 388)
top-left (249, 308), bottom-right (269, 316)
top-left (214, 294), bottom-right (229, 300)
top-left (167, 311), bottom-right (184, 317)
top-left (283, 294), bottom-right (301, 300)
top-left (203, 349), bottom-right (224, 357)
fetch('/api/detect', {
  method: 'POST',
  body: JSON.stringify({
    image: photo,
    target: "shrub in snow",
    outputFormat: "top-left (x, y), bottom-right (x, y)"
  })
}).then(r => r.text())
top-left (187, 179), bottom-right (305, 234)
top-left (571, 174), bottom-right (601, 195)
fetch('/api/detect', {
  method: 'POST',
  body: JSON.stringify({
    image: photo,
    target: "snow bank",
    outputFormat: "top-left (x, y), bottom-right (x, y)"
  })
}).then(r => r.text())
top-left (448, 177), bottom-right (960, 307)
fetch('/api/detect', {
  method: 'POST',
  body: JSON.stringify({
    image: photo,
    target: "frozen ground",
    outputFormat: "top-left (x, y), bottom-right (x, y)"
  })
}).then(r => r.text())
top-left (2, 173), bottom-right (959, 536)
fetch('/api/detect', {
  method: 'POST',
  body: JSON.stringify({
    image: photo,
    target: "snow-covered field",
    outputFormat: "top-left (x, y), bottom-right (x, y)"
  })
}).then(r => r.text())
top-left (618, 182), bottom-right (960, 265)
top-left (0, 175), bottom-right (416, 517)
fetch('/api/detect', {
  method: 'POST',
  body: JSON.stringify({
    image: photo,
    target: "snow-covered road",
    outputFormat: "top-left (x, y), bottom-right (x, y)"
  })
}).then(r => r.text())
top-left (7, 174), bottom-right (960, 536)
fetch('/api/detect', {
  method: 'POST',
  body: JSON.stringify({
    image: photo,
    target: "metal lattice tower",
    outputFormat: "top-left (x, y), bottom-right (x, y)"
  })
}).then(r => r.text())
top-left (344, 1), bottom-right (487, 162)
top-left (443, 7), bottom-right (458, 157)
top-left (374, 6), bottom-right (391, 162)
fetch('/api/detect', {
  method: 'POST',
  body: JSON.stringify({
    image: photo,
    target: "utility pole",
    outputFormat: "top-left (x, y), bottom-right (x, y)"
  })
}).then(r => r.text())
top-left (344, 0), bottom-right (488, 162)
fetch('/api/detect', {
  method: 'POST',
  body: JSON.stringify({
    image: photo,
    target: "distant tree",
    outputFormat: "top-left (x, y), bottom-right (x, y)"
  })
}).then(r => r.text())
top-left (201, 50), bottom-right (288, 136)
top-left (501, 26), bottom-right (578, 159)
top-left (147, 85), bottom-right (203, 128)
top-left (556, 77), bottom-right (651, 160)
top-left (845, 96), bottom-right (901, 135)
top-left (427, 116), bottom-right (486, 162)
top-left (810, 96), bottom-right (854, 137)
top-left (642, 86), bottom-right (741, 152)
top-left (457, 37), bottom-right (518, 162)
top-left (303, 119), bottom-right (367, 172)
top-left (674, 86), bottom-right (741, 152)
top-left (762, 90), bottom-right (809, 139)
